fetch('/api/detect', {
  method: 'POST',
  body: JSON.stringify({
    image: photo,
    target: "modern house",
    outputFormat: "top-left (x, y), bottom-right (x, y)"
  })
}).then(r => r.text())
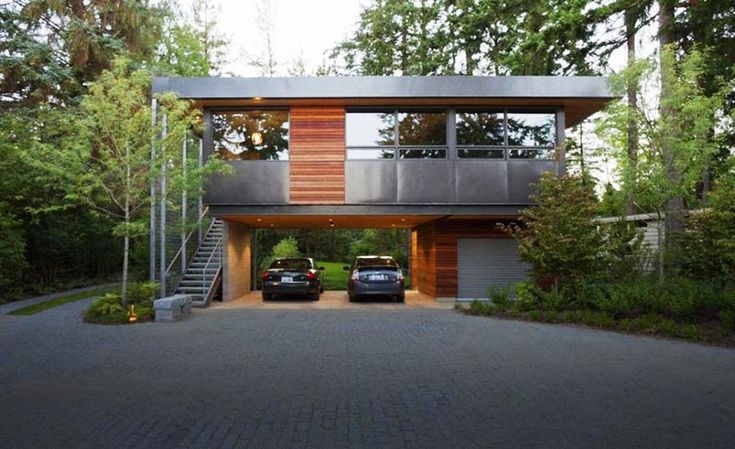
top-left (150, 76), bottom-right (614, 305)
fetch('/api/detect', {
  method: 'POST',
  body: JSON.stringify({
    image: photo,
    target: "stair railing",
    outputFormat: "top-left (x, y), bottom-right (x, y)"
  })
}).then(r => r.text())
top-left (201, 239), bottom-right (223, 305)
top-left (162, 206), bottom-right (212, 295)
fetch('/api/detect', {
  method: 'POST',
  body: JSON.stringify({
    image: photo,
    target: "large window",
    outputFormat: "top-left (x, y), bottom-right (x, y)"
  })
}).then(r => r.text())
top-left (346, 110), bottom-right (447, 159)
top-left (456, 110), bottom-right (556, 160)
top-left (212, 110), bottom-right (289, 161)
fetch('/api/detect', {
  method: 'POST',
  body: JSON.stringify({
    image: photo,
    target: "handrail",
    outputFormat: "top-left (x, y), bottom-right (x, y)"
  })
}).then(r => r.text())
top-left (201, 239), bottom-right (222, 304)
top-left (163, 206), bottom-right (211, 280)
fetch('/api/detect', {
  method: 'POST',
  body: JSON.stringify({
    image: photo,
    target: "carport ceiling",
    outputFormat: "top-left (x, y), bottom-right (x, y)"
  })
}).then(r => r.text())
top-left (222, 215), bottom-right (443, 229)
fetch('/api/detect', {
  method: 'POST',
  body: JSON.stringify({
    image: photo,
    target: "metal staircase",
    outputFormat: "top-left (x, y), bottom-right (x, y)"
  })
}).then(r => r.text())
top-left (174, 218), bottom-right (223, 307)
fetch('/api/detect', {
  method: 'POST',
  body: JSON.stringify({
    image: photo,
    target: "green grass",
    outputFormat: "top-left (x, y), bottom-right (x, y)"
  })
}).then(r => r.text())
top-left (317, 261), bottom-right (412, 290)
top-left (7, 285), bottom-right (118, 316)
top-left (319, 261), bottom-right (350, 290)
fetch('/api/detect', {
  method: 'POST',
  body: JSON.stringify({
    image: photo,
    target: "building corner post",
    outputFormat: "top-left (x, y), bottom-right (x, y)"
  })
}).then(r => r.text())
top-left (150, 98), bottom-right (158, 283)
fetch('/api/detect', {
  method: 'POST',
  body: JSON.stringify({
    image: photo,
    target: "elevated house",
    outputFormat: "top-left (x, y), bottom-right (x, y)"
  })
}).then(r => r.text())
top-left (150, 76), bottom-right (614, 305)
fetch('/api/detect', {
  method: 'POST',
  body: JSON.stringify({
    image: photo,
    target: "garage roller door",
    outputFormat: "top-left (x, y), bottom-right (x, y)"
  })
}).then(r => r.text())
top-left (457, 238), bottom-right (530, 299)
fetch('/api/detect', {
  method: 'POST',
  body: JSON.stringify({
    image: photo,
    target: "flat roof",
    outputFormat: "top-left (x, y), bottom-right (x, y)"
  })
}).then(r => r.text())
top-left (152, 76), bottom-right (616, 127)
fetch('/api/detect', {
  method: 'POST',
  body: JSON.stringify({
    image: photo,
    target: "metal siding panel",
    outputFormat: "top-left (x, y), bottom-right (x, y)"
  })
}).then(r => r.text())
top-left (397, 162), bottom-right (452, 203)
top-left (457, 238), bottom-right (529, 299)
top-left (204, 162), bottom-right (289, 204)
top-left (455, 161), bottom-right (508, 203)
top-left (507, 161), bottom-right (557, 204)
top-left (345, 161), bottom-right (397, 203)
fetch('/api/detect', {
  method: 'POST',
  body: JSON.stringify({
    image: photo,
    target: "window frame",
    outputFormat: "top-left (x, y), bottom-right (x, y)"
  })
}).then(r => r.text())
top-left (455, 108), bottom-right (557, 161)
top-left (345, 108), bottom-right (449, 161)
top-left (210, 107), bottom-right (291, 162)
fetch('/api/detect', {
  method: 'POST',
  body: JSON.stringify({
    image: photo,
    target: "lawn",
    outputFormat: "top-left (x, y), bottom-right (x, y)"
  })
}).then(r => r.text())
top-left (319, 261), bottom-right (350, 290)
top-left (7, 285), bottom-right (118, 316)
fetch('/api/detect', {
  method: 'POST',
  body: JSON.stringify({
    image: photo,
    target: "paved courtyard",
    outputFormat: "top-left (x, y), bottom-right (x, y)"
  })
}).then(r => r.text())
top-left (1, 295), bottom-right (734, 449)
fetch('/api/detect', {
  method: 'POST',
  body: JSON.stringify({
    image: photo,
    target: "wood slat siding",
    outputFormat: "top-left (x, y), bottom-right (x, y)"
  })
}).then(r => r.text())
top-left (289, 108), bottom-right (345, 204)
top-left (411, 219), bottom-right (515, 298)
top-left (411, 225), bottom-right (437, 297)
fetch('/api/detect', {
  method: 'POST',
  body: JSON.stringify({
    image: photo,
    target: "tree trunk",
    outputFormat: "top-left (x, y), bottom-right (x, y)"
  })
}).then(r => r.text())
top-left (121, 229), bottom-right (130, 308)
top-left (658, 0), bottom-right (685, 237)
top-left (624, 8), bottom-right (639, 215)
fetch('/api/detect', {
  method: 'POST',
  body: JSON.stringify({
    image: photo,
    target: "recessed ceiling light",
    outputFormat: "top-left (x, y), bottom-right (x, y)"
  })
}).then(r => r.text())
top-left (269, 224), bottom-right (274, 227)
top-left (253, 96), bottom-right (262, 100)
top-left (400, 218), bottom-right (406, 222)
top-left (256, 218), bottom-right (262, 222)
top-left (391, 224), bottom-right (396, 227)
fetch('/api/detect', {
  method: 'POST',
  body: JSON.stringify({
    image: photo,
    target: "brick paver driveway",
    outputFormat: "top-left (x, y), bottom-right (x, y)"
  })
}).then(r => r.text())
top-left (1, 296), bottom-right (734, 449)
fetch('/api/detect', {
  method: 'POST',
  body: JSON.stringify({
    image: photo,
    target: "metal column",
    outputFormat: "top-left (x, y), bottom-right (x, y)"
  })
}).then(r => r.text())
top-left (181, 138), bottom-right (188, 275)
top-left (159, 114), bottom-right (168, 298)
top-left (149, 98), bottom-right (158, 282)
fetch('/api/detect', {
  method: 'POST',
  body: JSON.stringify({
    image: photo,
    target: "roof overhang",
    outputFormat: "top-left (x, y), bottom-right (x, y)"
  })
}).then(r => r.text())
top-left (152, 76), bottom-right (616, 127)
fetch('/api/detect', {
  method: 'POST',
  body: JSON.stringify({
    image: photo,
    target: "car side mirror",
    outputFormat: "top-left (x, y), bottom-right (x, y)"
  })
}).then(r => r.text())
top-left (318, 266), bottom-right (325, 270)
top-left (343, 266), bottom-right (350, 271)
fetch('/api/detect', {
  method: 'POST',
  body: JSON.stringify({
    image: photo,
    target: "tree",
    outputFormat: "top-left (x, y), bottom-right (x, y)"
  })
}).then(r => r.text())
top-left (65, 58), bottom-right (227, 306)
top-left (331, 0), bottom-right (618, 76)
top-left (247, 0), bottom-right (279, 76)
top-left (596, 48), bottom-right (732, 280)
top-left (0, 0), bottom-right (166, 107)
top-left (190, 0), bottom-right (228, 75)
top-left (502, 173), bottom-right (606, 287)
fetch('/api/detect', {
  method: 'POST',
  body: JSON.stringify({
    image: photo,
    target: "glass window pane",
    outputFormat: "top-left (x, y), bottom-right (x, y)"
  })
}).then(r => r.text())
top-left (507, 113), bottom-right (555, 147)
top-left (345, 112), bottom-right (395, 146)
top-left (456, 112), bottom-right (504, 146)
top-left (399, 149), bottom-right (446, 159)
top-left (346, 148), bottom-right (395, 159)
top-left (457, 148), bottom-right (504, 159)
top-left (398, 112), bottom-right (446, 145)
top-left (212, 110), bottom-right (289, 160)
top-left (508, 148), bottom-right (555, 159)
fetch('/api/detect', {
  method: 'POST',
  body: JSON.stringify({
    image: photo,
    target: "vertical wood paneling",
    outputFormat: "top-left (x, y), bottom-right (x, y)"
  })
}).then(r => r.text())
top-left (289, 108), bottom-right (345, 204)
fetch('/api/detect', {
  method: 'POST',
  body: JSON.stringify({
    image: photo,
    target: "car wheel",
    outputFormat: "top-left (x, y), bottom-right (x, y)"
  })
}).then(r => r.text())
top-left (319, 285), bottom-right (324, 294)
top-left (262, 292), bottom-right (272, 301)
top-left (348, 295), bottom-right (356, 303)
top-left (396, 294), bottom-right (405, 303)
top-left (310, 292), bottom-right (320, 301)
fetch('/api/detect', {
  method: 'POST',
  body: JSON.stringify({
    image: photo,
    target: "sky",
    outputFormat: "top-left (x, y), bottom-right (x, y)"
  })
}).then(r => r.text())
top-left (184, 0), bottom-right (366, 77)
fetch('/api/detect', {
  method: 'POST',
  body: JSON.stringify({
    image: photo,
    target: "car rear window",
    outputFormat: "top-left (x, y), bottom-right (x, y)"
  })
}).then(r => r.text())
top-left (355, 257), bottom-right (398, 268)
top-left (269, 258), bottom-right (311, 270)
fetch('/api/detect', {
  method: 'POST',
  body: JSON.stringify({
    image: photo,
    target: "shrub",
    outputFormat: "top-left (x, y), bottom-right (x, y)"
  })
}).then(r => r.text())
top-left (84, 293), bottom-right (128, 324)
top-left (538, 286), bottom-right (568, 312)
top-left (719, 309), bottom-right (735, 331)
top-left (127, 281), bottom-right (158, 305)
top-left (487, 285), bottom-right (511, 307)
top-left (514, 280), bottom-right (542, 311)
top-left (467, 300), bottom-right (493, 316)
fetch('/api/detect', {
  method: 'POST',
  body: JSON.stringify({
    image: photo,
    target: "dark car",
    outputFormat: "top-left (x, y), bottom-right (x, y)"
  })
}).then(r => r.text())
top-left (262, 258), bottom-right (324, 301)
top-left (345, 256), bottom-right (405, 302)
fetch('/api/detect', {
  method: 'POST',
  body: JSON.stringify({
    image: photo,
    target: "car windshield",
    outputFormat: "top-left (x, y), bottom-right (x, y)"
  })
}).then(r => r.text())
top-left (269, 258), bottom-right (311, 270)
top-left (355, 257), bottom-right (398, 268)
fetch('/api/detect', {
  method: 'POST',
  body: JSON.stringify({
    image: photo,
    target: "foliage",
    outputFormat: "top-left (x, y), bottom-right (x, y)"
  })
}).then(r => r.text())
top-left (84, 293), bottom-right (128, 325)
top-left (596, 47), bottom-right (733, 279)
top-left (59, 57), bottom-right (229, 305)
top-left (348, 229), bottom-right (409, 268)
top-left (0, 0), bottom-right (167, 107)
top-left (259, 237), bottom-right (302, 271)
top-left (331, 0), bottom-right (611, 76)
top-left (127, 282), bottom-right (159, 305)
top-left (0, 204), bottom-right (27, 296)
top-left (669, 177), bottom-right (735, 281)
top-left (502, 173), bottom-right (606, 285)
top-left (460, 277), bottom-right (735, 344)
top-left (487, 285), bottom-right (511, 308)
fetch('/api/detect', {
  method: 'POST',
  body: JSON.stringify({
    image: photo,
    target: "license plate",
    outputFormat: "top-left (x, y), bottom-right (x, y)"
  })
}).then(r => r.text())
top-left (368, 274), bottom-right (386, 281)
top-left (281, 276), bottom-right (294, 283)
